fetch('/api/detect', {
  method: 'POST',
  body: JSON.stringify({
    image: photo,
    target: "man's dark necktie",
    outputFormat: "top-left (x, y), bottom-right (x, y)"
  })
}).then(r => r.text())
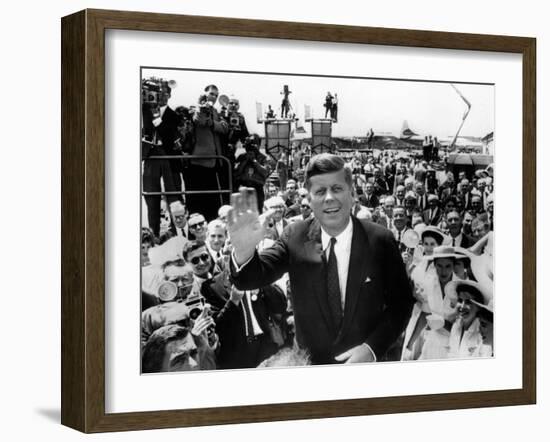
top-left (326, 237), bottom-right (343, 329)
top-left (241, 291), bottom-right (255, 339)
top-left (452, 237), bottom-right (456, 247)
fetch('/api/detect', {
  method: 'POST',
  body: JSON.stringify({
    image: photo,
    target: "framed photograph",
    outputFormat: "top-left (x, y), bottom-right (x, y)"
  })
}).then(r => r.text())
top-left (61, 9), bottom-right (536, 433)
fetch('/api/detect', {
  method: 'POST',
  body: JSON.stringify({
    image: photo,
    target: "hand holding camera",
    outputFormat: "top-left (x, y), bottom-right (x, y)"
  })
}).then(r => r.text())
top-left (191, 304), bottom-right (215, 337)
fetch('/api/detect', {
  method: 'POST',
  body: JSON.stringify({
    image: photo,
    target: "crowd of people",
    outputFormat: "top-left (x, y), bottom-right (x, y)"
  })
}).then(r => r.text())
top-left (141, 79), bottom-right (494, 373)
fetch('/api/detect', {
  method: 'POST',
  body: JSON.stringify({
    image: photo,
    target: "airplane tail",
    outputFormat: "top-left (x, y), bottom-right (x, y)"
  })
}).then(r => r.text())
top-left (400, 120), bottom-right (418, 139)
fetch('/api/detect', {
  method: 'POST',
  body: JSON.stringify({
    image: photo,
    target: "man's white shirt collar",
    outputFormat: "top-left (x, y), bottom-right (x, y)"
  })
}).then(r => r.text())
top-left (321, 217), bottom-right (353, 252)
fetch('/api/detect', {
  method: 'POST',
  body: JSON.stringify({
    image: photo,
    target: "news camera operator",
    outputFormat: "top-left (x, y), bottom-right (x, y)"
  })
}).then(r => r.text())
top-left (221, 96), bottom-right (250, 168)
top-left (234, 134), bottom-right (269, 212)
top-left (141, 78), bottom-right (183, 237)
top-left (186, 84), bottom-right (229, 221)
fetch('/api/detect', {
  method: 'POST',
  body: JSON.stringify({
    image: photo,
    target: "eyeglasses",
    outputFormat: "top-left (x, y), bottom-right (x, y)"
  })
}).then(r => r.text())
top-left (301, 205), bottom-right (311, 209)
top-left (189, 253), bottom-right (210, 265)
top-left (189, 221), bottom-right (206, 229)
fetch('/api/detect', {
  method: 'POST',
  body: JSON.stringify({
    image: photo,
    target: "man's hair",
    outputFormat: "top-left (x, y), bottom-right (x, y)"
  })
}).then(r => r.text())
top-left (304, 154), bottom-right (352, 190)
top-left (182, 240), bottom-right (207, 261)
top-left (161, 258), bottom-right (186, 271)
top-left (443, 195), bottom-right (459, 207)
top-left (264, 196), bottom-right (285, 209)
top-left (446, 209), bottom-right (462, 220)
top-left (393, 205), bottom-right (406, 214)
top-left (204, 84), bottom-right (218, 92)
top-left (257, 345), bottom-right (311, 368)
top-left (207, 220), bottom-right (226, 235)
top-left (142, 324), bottom-right (190, 373)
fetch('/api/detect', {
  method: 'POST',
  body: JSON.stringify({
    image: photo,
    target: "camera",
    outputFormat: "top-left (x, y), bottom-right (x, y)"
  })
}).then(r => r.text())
top-left (229, 112), bottom-right (241, 130)
top-left (141, 77), bottom-right (175, 107)
top-left (142, 79), bottom-right (161, 105)
top-left (243, 134), bottom-right (260, 151)
top-left (157, 280), bottom-right (193, 303)
top-left (185, 291), bottom-right (207, 320)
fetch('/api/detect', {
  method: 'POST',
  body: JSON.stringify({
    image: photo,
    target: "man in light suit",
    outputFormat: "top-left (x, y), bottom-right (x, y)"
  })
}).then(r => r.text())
top-left (228, 154), bottom-right (414, 365)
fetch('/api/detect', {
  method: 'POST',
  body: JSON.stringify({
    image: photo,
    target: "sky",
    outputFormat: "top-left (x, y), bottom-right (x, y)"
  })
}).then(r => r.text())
top-left (143, 67), bottom-right (494, 140)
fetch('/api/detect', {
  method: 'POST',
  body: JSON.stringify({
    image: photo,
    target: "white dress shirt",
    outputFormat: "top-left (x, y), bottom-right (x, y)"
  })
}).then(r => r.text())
top-left (275, 219), bottom-right (284, 238)
top-left (320, 219), bottom-right (353, 310)
top-left (450, 233), bottom-right (462, 247)
top-left (243, 290), bottom-right (264, 336)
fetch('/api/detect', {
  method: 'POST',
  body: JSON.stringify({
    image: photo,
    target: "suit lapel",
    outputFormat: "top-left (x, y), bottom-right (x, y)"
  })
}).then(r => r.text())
top-left (338, 218), bottom-right (373, 341)
top-left (304, 219), bottom-right (336, 336)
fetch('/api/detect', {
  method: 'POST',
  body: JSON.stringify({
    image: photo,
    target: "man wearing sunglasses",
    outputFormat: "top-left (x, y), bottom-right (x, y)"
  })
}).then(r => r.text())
top-left (187, 213), bottom-right (208, 241)
top-left (183, 240), bottom-right (285, 369)
top-left (229, 153), bottom-right (413, 365)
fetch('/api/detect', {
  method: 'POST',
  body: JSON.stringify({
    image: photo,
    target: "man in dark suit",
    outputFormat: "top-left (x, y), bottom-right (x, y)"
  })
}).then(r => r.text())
top-left (215, 285), bottom-right (287, 369)
top-left (423, 194), bottom-right (443, 226)
top-left (183, 240), bottom-right (285, 369)
top-left (358, 181), bottom-right (379, 209)
top-left (142, 81), bottom-right (182, 236)
top-left (264, 196), bottom-right (289, 240)
top-left (229, 154), bottom-right (414, 365)
top-left (168, 201), bottom-right (189, 238)
top-left (445, 210), bottom-right (475, 248)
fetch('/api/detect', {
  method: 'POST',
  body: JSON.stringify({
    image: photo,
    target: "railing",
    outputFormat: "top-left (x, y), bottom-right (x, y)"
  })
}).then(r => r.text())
top-left (142, 154), bottom-right (233, 197)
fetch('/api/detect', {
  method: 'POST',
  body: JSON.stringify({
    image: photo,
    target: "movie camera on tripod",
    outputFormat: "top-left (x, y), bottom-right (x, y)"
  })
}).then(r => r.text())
top-left (141, 77), bottom-right (177, 107)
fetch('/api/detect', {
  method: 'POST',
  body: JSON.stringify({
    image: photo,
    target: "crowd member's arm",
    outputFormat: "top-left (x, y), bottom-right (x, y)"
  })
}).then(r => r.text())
top-left (213, 110), bottom-right (229, 134)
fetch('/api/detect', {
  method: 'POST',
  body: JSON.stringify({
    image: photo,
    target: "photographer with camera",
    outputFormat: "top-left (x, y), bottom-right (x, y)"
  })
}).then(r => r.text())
top-left (234, 134), bottom-right (269, 212)
top-left (223, 96), bottom-right (250, 167)
top-left (186, 84), bottom-right (230, 221)
top-left (142, 78), bottom-right (184, 237)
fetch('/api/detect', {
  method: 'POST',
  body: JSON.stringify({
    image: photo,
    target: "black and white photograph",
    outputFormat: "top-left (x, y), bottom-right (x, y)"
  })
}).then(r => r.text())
top-left (140, 67), bottom-right (495, 374)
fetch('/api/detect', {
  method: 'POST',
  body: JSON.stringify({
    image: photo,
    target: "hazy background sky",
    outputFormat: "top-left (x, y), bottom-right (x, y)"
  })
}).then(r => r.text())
top-left (143, 68), bottom-right (494, 140)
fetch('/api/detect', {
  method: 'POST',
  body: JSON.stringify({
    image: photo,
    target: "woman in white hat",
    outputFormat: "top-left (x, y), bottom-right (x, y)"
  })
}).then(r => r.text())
top-left (444, 280), bottom-right (493, 358)
top-left (415, 246), bottom-right (465, 360)
top-left (401, 232), bottom-right (447, 361)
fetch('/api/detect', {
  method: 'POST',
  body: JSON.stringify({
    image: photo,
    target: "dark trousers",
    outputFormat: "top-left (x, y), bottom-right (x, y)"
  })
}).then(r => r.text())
top-left (218, 334), bottom-right (277, 369)
top-left (185, 164), bottom-right (226, 221)
top-left (142, 153), bottom-right (179, 236)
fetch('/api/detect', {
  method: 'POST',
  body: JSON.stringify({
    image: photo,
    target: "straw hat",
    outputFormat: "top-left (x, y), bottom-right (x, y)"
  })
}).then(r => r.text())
top-left (426, 245), bottom-right (462, 261)
top-left (444, 279), bottom-right (493, 313)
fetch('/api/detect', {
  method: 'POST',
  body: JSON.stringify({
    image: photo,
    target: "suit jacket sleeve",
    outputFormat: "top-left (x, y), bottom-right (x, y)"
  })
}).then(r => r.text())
top-left (365, 229), bottom-right (415, 358)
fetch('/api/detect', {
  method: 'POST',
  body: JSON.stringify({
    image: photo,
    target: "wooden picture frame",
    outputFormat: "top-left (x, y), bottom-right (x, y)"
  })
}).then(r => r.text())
top-left (61, 8), bottom-right (536, 433)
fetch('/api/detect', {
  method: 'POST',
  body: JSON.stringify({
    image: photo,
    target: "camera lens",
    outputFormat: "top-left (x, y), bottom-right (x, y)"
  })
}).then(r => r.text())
top-left (189, 307), bottom-right (201, 320)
